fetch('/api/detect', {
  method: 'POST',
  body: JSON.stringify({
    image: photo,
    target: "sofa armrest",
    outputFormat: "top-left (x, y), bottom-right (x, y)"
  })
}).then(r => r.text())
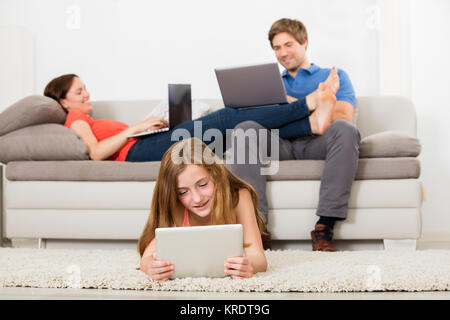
top-left (359, 131), bottom-right (421, 158)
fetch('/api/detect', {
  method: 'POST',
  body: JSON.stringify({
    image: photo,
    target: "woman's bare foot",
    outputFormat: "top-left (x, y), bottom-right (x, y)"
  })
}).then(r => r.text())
top-left (305, 66), bottom-right (340, 112)
top-left (309, 83), bottom-right (336, 135)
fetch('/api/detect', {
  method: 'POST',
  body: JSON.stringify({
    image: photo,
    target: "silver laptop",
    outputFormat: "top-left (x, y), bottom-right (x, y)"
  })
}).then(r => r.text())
top-left (215, 62), bottom-right (288, 108)
top-left (129, 84), bottom-right (192, 138)
top-left (155, 224), bottom-right (243, 279)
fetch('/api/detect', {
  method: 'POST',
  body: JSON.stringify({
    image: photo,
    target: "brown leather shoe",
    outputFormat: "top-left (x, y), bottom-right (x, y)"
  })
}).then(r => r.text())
top-left (311, 224), bottom-right (338, 252)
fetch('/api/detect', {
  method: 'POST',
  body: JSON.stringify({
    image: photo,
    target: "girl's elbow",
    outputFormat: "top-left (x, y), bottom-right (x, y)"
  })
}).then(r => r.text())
top-left (260, 258), bottom-right (268, 272)
top-left (253, 255), bottom-right (267, 274)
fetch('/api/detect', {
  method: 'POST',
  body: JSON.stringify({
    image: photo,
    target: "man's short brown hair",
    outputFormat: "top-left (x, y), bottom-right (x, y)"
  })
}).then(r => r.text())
top-left (268, 18), bottom-right (308, 48)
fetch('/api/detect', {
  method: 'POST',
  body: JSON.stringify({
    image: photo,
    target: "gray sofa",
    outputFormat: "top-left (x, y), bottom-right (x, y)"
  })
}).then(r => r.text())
top-left (0, 96), bottom-right (423, 250)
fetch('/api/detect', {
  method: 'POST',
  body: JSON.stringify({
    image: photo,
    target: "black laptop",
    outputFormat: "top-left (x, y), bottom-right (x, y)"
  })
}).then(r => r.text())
top-left (129, 84), bottom-right (192, 138)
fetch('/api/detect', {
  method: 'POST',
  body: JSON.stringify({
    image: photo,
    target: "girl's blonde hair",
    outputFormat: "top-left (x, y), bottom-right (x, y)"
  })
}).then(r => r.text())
top-left (137, 138), bottom-right (268, 257)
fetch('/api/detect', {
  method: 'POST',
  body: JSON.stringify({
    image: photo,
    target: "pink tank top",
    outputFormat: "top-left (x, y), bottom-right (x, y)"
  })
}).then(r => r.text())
top-left (182, 208), bottom-right (191, 227)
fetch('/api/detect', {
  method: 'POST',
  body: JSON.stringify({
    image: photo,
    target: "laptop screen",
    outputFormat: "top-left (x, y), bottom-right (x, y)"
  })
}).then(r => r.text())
top-left (168, 84), bottom-right (192, 128)
top-left (215, 62), bottom-right (288, 108)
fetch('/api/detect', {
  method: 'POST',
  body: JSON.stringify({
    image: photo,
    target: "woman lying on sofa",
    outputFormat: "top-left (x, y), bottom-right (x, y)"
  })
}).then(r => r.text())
top-left (43, 72), bottom-right (339, 162)
top-left (138, 138), bottom-right (269, 281)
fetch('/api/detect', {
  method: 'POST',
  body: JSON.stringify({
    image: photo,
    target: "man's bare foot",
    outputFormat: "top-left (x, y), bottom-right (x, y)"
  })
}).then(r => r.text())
top-left (325, 66), bottom-right (340, 94)
top-left (305, 66), bottom-right (340, 112)
top-left (309, 83), bottom-right (336, 135)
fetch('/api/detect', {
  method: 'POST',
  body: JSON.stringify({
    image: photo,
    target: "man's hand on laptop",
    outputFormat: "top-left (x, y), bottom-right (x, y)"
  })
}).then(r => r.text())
top-left (286, 95), bottom-right (298, 103)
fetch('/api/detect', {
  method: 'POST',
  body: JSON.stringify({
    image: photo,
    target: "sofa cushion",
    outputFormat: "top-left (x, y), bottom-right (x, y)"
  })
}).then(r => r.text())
top-left (5, 160), bottom-right (161, 181)
top-left (0, 124), bottom-right (89, 163)
top-left (352, 101), bottom-right (359, 125)
top-left (5, 157), bottom-right (420, 181)
top-left (0, 95), bottom-right (66, 136)
top-left (359, 131), bottom-right (421, 158)
top-left (266, 158), bottom-right (420, 181)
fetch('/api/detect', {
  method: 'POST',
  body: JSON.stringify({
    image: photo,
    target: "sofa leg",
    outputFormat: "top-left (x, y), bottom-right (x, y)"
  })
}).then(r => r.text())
top-left (383, 239), bottom-right (416, 251)
top-left (38, 238), bottom-right (47, 249)
top-left (1, 238), bottom-right (12, 248)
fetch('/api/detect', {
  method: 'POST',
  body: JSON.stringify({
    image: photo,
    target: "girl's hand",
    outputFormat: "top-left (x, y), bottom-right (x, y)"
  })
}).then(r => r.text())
top-left (141, 253), bottom-right (174, 282)
top-left (224, 255), bottom-right (255, 279)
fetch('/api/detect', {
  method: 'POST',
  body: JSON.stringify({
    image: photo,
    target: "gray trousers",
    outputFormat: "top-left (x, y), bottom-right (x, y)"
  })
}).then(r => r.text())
top-left (227, 120), bottom-right (361, 223)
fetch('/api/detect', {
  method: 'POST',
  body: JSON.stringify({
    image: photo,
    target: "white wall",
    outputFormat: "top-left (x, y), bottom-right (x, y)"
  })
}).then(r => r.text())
top-left (0, 0), bottom-right (378, 107)
top-left (410, 0), bottom-right (450, 233)
top-left (0, 25), bottom-right (35, 109)
top-left (377, 0), bottom-right (411, 98)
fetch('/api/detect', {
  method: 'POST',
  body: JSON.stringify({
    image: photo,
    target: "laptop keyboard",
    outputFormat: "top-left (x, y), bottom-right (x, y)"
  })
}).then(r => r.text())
top-left (146, 127), bottom-right (169, 134)
top-left (128, 127), bottom-right (169, 138)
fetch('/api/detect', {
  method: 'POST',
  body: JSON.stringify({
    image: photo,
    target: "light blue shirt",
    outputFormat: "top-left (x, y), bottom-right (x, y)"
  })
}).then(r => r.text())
top-left (282, 63), bottom-right (356, 107)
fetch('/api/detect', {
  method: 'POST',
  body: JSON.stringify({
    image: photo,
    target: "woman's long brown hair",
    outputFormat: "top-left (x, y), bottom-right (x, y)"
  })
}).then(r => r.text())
top-left (137, 138), bottom-right (267, 257)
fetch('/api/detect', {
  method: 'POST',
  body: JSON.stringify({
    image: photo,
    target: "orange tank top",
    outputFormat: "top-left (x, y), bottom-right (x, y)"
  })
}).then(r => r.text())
top-left (182, 208), bottom-right (191, 227)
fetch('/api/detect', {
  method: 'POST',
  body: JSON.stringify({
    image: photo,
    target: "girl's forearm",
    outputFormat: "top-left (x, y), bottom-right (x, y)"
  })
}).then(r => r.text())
top-left (140, 255), bottom-right (154, 272)
top-left (140, 239), bottom-right (156, 272)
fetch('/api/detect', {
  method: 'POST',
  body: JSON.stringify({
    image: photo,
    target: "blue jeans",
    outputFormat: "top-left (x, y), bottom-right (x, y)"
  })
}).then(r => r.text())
top-left (126, 98), bottom-right (312, 162)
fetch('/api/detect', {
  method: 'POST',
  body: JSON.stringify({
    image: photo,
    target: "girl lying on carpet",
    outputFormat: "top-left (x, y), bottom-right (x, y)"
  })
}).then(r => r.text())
top-left (137, 138), bottom-right (270, 281)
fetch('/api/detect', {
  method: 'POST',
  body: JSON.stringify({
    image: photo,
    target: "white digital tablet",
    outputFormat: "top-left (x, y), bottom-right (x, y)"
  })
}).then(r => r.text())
top-left (155, 224), bottom-right (243, 279)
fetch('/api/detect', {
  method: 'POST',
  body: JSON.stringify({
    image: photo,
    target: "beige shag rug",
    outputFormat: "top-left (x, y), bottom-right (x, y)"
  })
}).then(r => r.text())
top-left (1, 248), bottom-right (449, 292)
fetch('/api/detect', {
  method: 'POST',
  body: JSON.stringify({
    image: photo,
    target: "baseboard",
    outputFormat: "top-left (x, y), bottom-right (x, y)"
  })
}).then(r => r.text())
top-left (272, 240), bottom-right (385, 251)
top-left (419, 231), bottom-right (450, 241)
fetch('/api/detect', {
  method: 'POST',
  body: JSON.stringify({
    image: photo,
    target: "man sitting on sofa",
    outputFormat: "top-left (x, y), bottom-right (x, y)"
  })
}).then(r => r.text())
top-left (228, 18), bottom-right (361, 251)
